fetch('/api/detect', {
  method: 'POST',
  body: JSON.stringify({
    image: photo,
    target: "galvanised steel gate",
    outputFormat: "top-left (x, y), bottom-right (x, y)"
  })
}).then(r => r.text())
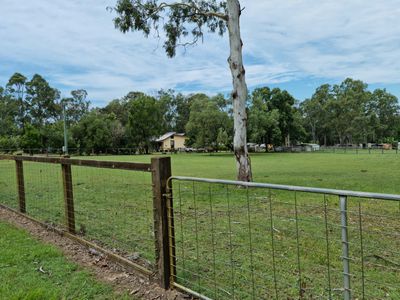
top-left (167, 176), bottom-right (400, 300)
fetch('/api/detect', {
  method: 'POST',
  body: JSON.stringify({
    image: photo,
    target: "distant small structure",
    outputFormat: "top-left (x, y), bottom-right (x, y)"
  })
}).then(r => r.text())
top-left (156, 132), bottom-right (188, 152)
top-left (382, 143), bottom-right (392, 150)
top-left (247, 143), bottom-right (268, 152)
top-left (301, 143), bottom-right (320, 152)
top-left (367, 143), bottom-right (395, 150)
top-left (247, 143), bottom-right (257, 152)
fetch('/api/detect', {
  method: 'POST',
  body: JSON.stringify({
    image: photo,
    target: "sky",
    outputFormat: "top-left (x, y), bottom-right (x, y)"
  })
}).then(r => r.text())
top-left (1, 0), bottom-right (400, 107)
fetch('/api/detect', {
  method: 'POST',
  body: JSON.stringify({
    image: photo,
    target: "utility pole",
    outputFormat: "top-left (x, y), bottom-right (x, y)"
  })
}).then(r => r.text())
top-left (63, 103), bottom-right (68, 155)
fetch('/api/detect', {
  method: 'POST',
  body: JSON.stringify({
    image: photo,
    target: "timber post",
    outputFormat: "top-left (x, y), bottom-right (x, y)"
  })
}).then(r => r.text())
top-left (61, 155), bottom-right (75, 233)
top-left (151, 156), bottom-right (175, 289)
top-left (15, 159), bottom-right (26, 213)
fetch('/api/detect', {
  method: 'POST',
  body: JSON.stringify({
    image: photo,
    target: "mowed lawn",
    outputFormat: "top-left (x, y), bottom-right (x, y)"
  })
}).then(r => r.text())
top-left (1, 152), bottom-right (399, 299)
top-left (0, 220), bottom-right (129, 300)
top-left (80, 152), bottom-right (400, 299)
top-left (84, 152), bottom-right (400, 194)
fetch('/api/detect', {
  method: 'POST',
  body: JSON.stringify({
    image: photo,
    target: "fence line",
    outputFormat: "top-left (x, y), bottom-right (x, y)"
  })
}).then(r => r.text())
top-left (0, 147), bottom-right (146, 156)
top-left (1, 146), bottom-right (399, 156)
top-left (169, 176), bottom-right (400, 201)
top-left (0, 155), bottom-right (173, 288)
top-left (1, 155), bottom-right (400, 299)
top-left (319, 147), bottom-right (399, 155)
top-left (168, 176), bottom-right (400, 299)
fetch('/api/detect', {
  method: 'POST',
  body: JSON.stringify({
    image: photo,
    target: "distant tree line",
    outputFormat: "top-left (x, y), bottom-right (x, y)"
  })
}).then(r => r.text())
top-left (1, 73), bottom-right (399, 153)
top-left (0, 73), bottom-right (89, 151)
top-left (300, 78), bottom-right (400, 145)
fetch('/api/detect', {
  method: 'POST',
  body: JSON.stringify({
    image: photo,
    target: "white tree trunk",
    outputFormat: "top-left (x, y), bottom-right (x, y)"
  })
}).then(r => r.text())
top-left (227, 0), bottom-right (252, 181)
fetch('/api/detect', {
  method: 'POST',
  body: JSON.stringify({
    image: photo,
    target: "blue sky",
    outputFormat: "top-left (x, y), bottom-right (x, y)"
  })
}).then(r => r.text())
top-left (1, 0), bottom-right (399, 107)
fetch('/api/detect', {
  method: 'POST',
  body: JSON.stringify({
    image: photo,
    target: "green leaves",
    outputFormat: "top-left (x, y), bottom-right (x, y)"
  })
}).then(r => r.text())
top-left (126, 94), bottom-right (164, 153)
top-left (248, 87), bottom-right (301, 146)
top-left (185, 94), bottom-right (232, 150)
top-left (71, 110), bottom-right (115, 153)
top-left (300, 78), bottom-right (400, 145)
top-left (113, 0), bottom-right (227, 57)
top-left (25, 74), bottom-right (60, 127)
top-left (61, 89), bottom-right (90, 124)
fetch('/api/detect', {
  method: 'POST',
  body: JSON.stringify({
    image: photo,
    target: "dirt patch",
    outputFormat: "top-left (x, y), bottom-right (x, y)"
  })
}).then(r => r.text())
top-left (0, 207), bottom-right (190, 300)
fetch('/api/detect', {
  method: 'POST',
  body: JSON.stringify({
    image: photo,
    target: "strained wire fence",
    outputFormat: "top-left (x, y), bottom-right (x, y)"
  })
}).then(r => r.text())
top-left (319, 147), bottom-right (399, 155)
top-left (0, 147), bottom-right (182, 156)
top-left (0, 159), bottom-right (18, 210)
top-left (168, 177), bottom-right (400, 300)
top-left (1, 155), bottom-right (400, 299)
top-left (0, 155), bottom-right (170, 281)
top-left (71, 165), bottom-right (154, 264)
top-left (0, 147), bottom-right (145, 156)
top-left (23, 161), bottom-right (64, 225)
top-left (1, 146), bottom-right (399, 156)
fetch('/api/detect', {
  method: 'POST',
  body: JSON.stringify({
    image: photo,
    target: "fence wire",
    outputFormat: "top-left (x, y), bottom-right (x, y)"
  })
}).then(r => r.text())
top-left (0, 156), bottom-right (155, 272)
top-left (0, 160), bottom-right (18, 209)
top-left (2, 146), bottom-right (399, 156)
top-left (72, 166), bottom-right (155, 266)
top-left (2, 155), bottom-right (400, 299)
top-left (23, 162), bottom-right (64, 226)
top-left (319, 147), bottom-right (399, 155)
top-left (169, 179), bottom-right (400, 300)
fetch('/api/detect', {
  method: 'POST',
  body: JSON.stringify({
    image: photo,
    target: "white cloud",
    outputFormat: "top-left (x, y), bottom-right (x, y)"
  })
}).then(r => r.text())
top-left (0, 0), bottom-right (399, 106)
top-left (241, 0), bottom-right (400, 84)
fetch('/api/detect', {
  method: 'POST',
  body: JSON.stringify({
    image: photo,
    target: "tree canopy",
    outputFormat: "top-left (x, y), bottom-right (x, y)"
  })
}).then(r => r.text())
top-left (112, 0), bottom-right (228, 57)
top-left (300, 78), bottom-right (400, 145)
top-left (0, 73), bottom-right (399, 154)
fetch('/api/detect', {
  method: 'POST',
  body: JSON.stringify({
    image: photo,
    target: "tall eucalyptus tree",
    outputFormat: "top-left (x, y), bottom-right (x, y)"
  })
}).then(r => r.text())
top-left (112, 0), bottom-right (252, 181)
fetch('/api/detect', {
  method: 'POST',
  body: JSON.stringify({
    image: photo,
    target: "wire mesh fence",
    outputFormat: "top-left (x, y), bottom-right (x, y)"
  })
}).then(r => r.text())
top-left (0, 147), bottom-right (151, 156)
top-left (72, 165), bottom-right (155, 265)
top-left (24, 162), bottom-right (64, 226)
top-left (319, 147), bottom-right (399, 155)
top-left (0, 159), bottom-right (18, 210)
top-left (2, 146), bottom-right (398, 156)
top-left (0, 155), bottom-right (157, 276)
top-left (169, 177), bottom-right (400, 300)
top-left (2, 154), bottom-right (400, 299)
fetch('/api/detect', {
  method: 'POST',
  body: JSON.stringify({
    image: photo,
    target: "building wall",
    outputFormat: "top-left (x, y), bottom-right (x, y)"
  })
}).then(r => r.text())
top-left (160, 135), bottom-right (187, 151)
top-left (161, 138), bottom-right (170, 150)
top-left (174, 136), bottom-right (187, 149)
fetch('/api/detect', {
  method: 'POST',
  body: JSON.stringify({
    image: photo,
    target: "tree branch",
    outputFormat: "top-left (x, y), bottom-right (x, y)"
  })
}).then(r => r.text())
top-left (150, 2), bottom-right (228, 21)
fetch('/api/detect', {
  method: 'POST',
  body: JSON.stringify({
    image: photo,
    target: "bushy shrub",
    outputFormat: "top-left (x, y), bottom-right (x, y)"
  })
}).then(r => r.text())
top-left (0, 136), bottom-right (20, 152)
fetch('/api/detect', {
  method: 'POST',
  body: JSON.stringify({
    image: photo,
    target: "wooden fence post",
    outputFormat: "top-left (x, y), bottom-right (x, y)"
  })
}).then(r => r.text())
top-left (62, 157), bottom-right (75, 234)
top-left (151, 157), bottom-right (175, 289)
top-left (15, 159), bottom-right (26, 213)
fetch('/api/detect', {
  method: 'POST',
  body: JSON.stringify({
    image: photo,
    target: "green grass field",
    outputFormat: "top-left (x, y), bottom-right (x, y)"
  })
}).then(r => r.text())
top-left (76, 151), bottom-right (400, 193)
top-left (0, 220), bottom-right (129, 299)
top-left (1, 152), bottom-right (399, 299)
